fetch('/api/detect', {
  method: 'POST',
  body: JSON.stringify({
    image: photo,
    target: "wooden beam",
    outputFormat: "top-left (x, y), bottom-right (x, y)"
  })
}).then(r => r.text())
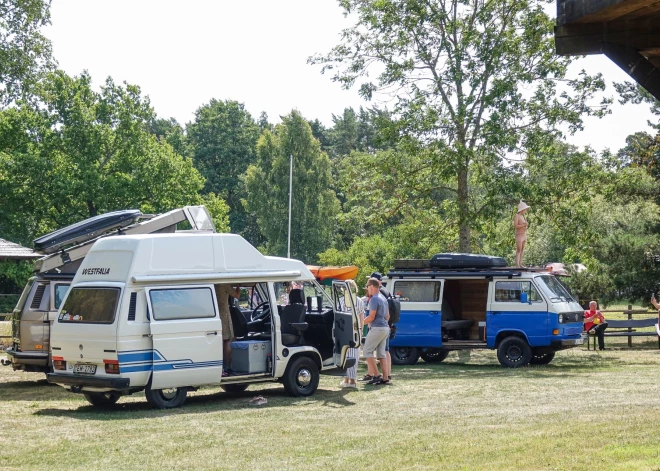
top-left (557, 0), bottom-right (657, 25)
top-left (603, 42), bottom-right (660, 101)
top-left (555, 19), bottom-right (660, 55)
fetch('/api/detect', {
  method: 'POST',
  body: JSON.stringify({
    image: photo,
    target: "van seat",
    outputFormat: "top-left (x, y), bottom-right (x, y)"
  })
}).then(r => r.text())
top-left (441, 319), bottom-right (474, 330)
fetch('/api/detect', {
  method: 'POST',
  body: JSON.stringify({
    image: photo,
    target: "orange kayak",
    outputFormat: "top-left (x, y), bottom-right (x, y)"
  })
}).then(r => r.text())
top-left (307, 265), bottom-right (359, 281)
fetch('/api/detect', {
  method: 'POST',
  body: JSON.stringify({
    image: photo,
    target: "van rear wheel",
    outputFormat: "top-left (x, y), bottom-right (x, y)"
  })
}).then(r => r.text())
top-left (145, 385), bottom-right (187, 409)
top-left (497, 336), bottom-right (532, 368)
top-left (391, 347), bottom-right (420, 365)
top-left (83, 391), bottom-right (121, 407)
top-left (282, 356), bottom-right (319, 397)
top-left (420, 349), bottom-right (449, 363)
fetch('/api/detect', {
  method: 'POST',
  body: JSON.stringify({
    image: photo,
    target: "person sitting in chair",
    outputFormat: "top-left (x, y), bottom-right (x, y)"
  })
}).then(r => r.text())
top-left (584, 300), bottom-right (607, 351)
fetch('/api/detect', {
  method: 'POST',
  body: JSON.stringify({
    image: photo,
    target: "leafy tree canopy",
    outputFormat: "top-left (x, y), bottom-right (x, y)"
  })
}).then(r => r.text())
top-left (187, 99), bottom-right (261, 235)
top-left (244, 110), bottom-right (340, 263)
top-left (0, 70), bottom-right (210, 245)
top-left (311, 0), bottom-right (609, 251)
top-left (0, 0), bottom-right (55, 107)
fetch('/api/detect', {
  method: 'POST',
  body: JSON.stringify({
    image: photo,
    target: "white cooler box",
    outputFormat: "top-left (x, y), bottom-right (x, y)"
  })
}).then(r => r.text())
top-left (230, 340), bottom-right (271, 373)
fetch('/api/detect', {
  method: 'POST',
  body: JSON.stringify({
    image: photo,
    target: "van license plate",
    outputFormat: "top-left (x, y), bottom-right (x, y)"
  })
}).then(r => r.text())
top-left (73, 364), bottom-right (97, 374)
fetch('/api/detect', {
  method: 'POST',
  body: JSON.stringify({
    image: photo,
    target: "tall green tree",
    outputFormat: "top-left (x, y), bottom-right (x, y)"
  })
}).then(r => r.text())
top-left (0, 0), bottom-right (55, 106)
top-left (149, 117), bottom-right (190, 158)
top-left (0, 70), bottom-right (213, 245)
top-left (244, 110), bottom-right (340, 263)
top-left (311, 0), bottom-right (609, 252)
top-left (187, 99), bottom-right (261, 235)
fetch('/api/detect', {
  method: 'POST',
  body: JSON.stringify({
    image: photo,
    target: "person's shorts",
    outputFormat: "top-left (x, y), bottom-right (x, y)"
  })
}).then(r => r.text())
top-left (363, 327), bottom-right (389, 359)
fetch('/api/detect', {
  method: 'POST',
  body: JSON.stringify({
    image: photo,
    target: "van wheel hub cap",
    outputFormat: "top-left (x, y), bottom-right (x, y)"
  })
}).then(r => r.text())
top-left (297, 368), bottom-right (312, 387)
top-left (161, 388), bottom-right (178, 400)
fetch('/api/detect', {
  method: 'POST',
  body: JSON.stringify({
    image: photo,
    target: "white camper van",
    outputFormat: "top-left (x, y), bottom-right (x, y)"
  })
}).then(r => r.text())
top-left (47, 233), bottom-right (360, 408)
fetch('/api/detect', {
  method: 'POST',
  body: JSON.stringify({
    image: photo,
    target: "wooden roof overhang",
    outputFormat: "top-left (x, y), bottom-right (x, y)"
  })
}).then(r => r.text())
top-left (555, 0), bottom-right (660, 100)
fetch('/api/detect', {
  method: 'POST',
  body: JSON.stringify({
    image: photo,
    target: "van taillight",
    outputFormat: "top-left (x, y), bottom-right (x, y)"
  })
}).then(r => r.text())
top-left (53, 356), bottom-right (66, 370)
top-left (104, 359), bottom-right (119, 374)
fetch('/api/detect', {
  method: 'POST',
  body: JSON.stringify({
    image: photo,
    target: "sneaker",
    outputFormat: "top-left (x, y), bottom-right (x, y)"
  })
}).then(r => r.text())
top-left (366, 375), bottom-right (383, 385)
top-left (358, 374), bottom-right (374, 382)
top-left (340, 382), bottom-right (357, 389)
top-left (377, 378), bottom-right (392, 386)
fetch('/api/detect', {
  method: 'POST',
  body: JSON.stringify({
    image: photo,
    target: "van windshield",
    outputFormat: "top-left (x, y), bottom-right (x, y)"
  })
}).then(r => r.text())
top-left (58, 287), bottom-right (120, 324)
top-left (535, 275), bottom-right (575, 303)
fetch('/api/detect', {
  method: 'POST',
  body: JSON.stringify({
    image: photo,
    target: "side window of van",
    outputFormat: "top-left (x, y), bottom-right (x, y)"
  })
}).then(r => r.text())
top-left (150, 287), bottom-right (216, 321)
top-left (54, 284), bottom-right (70, 310)
top-left (494, 281), bottom-right (541, 302)
top-left (394, 281), bottom-right (441, 302)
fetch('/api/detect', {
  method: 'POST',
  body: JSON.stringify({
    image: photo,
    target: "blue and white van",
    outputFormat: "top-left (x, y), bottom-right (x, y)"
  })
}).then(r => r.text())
top-left (386, 254), bottom-right (585, 367)
top-left (47, 233), bottom-right (360, 408)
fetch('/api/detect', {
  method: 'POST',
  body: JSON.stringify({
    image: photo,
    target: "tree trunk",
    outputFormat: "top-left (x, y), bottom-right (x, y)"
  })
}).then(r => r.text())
top-left (86, 201), bottom-right (97, 218)
top-left (457, 165), bottom-right (470, 252)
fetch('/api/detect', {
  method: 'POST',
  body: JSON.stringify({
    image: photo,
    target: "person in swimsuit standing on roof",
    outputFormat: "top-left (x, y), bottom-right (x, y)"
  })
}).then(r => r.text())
top-left (514, 201), bottom-right (530, 267)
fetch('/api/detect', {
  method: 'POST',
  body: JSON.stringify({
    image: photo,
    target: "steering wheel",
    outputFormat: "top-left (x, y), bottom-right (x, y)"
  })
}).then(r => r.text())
top-left (250, 301), bottom-right (271, 322)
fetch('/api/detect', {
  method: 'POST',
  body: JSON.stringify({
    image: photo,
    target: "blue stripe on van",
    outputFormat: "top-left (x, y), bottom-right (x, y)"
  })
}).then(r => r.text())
top-left (118, 350), bottom-right (165, 363)
top-left (117, 350), bottom-right (222, 373)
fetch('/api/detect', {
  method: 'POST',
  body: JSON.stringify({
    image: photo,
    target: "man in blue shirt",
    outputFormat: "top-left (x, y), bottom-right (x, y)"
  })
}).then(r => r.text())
top-left (362, 277), bottom-right (391, 385)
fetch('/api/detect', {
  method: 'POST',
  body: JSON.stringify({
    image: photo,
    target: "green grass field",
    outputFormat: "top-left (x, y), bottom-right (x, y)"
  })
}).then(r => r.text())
top-left (2, 345), bottom-right (660, 471)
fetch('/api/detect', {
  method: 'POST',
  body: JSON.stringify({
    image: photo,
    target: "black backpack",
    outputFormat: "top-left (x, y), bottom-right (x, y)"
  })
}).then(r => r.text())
top-left (379, 286), bottom-right (401, 325)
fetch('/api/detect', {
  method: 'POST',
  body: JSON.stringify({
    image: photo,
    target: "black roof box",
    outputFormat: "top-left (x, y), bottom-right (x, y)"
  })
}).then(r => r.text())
top-left (430, 253), bottom-right (507, 269)
top-left (34, 210), bottom-right (142, 254)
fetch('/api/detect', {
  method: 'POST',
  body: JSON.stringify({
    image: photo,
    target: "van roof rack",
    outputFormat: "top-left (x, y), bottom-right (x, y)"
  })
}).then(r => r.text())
top-left (387, 266), bottom-right (551, 279)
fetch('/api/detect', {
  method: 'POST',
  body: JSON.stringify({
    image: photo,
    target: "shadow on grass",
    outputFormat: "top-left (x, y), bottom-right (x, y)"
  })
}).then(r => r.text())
top-left (390, 354), bottom-right (627, 381)
top-left (34, 384), bottom-right (357, 420)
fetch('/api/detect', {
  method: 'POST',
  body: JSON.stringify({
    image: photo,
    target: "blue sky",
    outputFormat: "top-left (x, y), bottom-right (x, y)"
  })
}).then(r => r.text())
top-left (45, 0), bottom-right (656, 154)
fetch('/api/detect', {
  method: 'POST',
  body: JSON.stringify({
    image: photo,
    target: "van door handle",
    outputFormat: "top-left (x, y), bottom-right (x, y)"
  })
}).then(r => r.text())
top-left (207, 331), bottom-right (218, 336)
top-left (429, 311), bottom-right (439, 315)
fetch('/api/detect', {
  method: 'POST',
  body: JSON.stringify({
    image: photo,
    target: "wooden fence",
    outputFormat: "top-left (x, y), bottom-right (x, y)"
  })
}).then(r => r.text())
top-left (600, 304), bottom-right (659, 348)
top-left (0, 294), bottom-right (17, 340)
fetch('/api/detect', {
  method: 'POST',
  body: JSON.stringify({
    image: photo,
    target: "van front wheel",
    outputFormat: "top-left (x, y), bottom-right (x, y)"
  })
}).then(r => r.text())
top-left (282, 356), bottom-right (319, 397)
top-left (145, 385), bottom-right (187, 409)
top-left (83, 391), bottom-right (121, 407)
top-left (530, 351), bottom-right (555, 365)
top-left (391, 347), bottom-right (420, 365)
top-left (497, 336), bottom-right (532, 368)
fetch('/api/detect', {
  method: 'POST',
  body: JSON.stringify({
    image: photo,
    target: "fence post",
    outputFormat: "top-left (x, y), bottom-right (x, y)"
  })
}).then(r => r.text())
top-left (627, 304), bottom-right (633, 348)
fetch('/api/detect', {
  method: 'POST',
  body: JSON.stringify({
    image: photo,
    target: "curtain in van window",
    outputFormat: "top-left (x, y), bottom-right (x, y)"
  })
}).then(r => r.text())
top-left (150, 288), bottom-right (216, 320)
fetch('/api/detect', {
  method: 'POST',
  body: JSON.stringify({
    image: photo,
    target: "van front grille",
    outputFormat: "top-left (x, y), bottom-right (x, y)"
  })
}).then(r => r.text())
top-left (127, 292), bottom-right (137, 321)
top-left (30, 285), bottom-right (46, 309)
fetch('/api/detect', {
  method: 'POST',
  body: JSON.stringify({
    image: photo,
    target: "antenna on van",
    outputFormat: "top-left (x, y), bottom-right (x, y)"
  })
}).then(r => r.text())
top-left (287, 153), bottom-right (293, 259)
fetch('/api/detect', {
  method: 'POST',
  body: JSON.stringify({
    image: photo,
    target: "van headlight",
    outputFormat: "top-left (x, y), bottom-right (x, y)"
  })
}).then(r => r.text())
top-left (558, 314), bottom-right (564, 323)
